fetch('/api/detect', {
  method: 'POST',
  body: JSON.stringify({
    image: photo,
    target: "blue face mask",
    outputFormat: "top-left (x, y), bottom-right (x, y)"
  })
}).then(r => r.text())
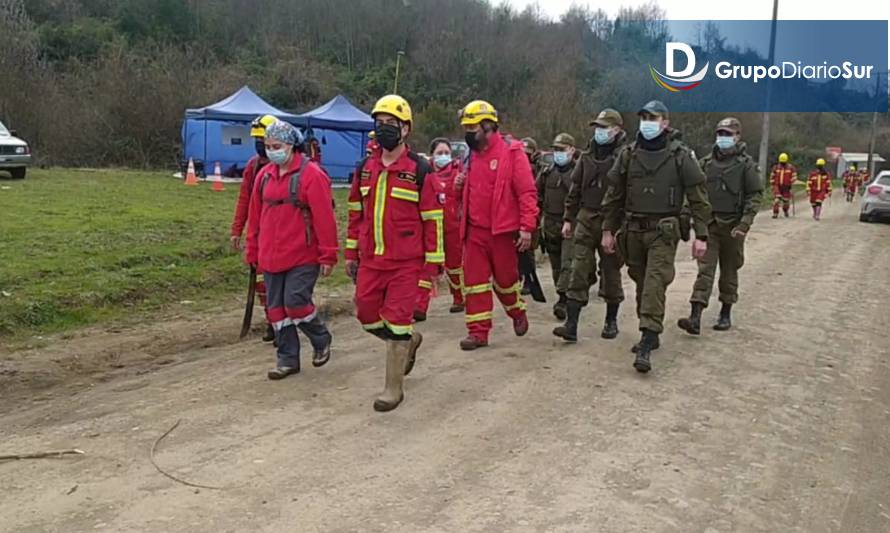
top-left (594, 128), bottom-right (613, 145)
top-left (434, 154), bottom-right (452, 169)
top-left (267, 148), bottom-right (290, 165)
top-left (716, 135), bottom-right (736, 150)
top-left (553, 151), bottom-right (571, 167)
top-left (639, 120), bottom-right (663, 141)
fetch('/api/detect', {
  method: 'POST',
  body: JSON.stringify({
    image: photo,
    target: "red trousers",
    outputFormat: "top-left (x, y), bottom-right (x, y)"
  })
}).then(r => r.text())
top-left (463, 225), bottom-right (526, 341)
top-left (356, 261), bottom-right (422, 337)
top-left (415, 228), bottom-right (464, 314)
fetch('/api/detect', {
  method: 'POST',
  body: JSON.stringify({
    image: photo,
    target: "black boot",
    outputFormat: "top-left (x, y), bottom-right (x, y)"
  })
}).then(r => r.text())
top-left (553, 299), bottom-right (581, 343)
top-left (633, 329), bottom-right (658, 373)
top-left (601, 303), bottom-right (619, 339)
top-left (553, 293), bottom-right (568, 321)
top-left (677, 302), bottom-right (704, 335)
top-left (262, 324), bottom-right (276, 343)
top-left (714, 303), bottom-right (732, 331)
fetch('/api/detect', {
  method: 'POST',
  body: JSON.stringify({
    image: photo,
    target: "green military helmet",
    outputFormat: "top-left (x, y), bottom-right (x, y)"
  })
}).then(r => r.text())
top-left (521, 137), bottom-right (539, 155)
top-left (552, 133), bottom-right (576, 148)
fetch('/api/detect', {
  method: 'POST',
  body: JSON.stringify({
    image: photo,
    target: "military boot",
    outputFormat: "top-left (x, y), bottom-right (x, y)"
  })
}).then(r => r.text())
top-left (677, 302), bottom-right (704, 335)
top-left (631, 337), bottom-right (660, 354)
top-left (714, 303), bottom-right (733, 331)
top-left (552, 299), bottom-right (582, 343)
top-left (553, 293), bottom-right (568, 320)
top-left (601, 303), bottom-right (620, 339)
top-left (633, 329), bottom-right (659, 374)
top-left (373, 340), bottom-right (408, 412)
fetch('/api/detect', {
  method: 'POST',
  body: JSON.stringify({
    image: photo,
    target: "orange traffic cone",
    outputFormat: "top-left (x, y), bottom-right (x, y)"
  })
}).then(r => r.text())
top-left (212, 161), bottom-right (225, 192)
top-left (184, 158), bottom-right (199, 186)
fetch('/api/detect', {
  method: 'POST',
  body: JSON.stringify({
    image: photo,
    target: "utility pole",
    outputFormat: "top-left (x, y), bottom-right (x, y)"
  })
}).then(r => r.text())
top-left (393, 50), bottom-right (406, 94)
top-left (757, 0), bottom-right (779, 184)
top-left (866, 72), bottom-right (882, 179)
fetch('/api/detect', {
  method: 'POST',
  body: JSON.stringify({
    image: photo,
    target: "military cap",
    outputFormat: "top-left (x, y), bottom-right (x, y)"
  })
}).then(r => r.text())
top-left (638, 100), bottom-right (669, 118)
top-left (591, 108), bottom-right (624, 128)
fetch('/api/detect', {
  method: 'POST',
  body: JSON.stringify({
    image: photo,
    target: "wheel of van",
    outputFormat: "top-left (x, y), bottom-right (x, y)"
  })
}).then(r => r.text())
top-left (859, 212), bottom-right (870, 223)
top-left (10, 167), bottom-right (26, 179)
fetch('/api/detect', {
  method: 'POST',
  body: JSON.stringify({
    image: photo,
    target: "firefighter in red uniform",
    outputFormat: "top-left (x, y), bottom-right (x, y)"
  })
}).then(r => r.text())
top-left (769, 152), bottom-right (797, 218)
top-left (807, 158), bottom-right (833, 220)
top-left (843, 163), bottom-right (860, 202)
top-left (414, 138), bottom-right (465, 321)
top-left (345, 95), bottom-right (443, 412)
top-left (455, 100), bottom-right (538, 351)
top-left (231, 114), bottom-right (277, 343)
top-left (245, 121), bottom-right (338, 380)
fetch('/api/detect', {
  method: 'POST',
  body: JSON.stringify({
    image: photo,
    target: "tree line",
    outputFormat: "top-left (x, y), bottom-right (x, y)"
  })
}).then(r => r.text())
top-left (1, 0), bottom-right (887, 170)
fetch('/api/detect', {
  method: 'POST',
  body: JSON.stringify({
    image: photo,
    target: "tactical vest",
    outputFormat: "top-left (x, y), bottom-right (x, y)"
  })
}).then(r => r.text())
top-left (703, 154), bottom-right (748, 215)
top-left (580, 154), bottom-right (615, 211)
top-left (542, 164), bottom-right (573, 217)
top-left (625, 141), bottom-right (686, 215)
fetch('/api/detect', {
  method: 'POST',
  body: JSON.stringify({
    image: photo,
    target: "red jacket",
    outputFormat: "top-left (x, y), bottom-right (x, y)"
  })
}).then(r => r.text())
top-left (245, 155), bottom-right (339, 273)
top-left (231, 155), bottom-right (268, 237)
top-left (807, 170), bottom-right (832, 202)
top-left (345, 147), bottom-right (443, 269)
top-left (429, 159), bottom-right (463, 237)
top-left (458, 133), bottom-right (538, 240)
top-left (842, 170), bottom-right (861, 192)
top-left (769, 163), bottom-right (798, 194)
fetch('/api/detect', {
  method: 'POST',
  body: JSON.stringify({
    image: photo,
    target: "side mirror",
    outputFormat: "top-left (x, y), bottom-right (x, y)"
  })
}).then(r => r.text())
top-left (9, 130), bottom-right (18, 137)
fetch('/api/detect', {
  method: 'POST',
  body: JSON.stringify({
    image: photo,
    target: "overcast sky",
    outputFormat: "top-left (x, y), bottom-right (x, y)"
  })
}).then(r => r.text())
top-left (506, 0), bottom-right (890, 63)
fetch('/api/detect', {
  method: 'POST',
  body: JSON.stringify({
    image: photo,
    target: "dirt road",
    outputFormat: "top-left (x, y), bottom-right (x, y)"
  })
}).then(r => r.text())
top-left (2, 199), bottom-right (889, 533)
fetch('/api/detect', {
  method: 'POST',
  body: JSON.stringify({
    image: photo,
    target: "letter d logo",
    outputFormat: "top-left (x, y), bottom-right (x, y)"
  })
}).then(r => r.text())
top-left (649, 42), bottom-right (709, 92)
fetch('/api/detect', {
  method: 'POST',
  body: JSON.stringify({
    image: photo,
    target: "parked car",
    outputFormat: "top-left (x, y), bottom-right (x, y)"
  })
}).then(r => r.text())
top-left (860, 170), bottom-right (890, 222)
top-left (0, 120), bottom-right (31, 179)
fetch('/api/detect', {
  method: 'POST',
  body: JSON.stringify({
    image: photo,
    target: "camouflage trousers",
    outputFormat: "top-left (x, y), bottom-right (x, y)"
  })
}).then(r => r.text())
top-left (542, 216), bottom-right (573, 295)
top-left (690, 220), bottom-right (744, 306)
top-left (619, 217), bottom-right (681, 334)
top-left (566, 213), bottom-right (625, 305)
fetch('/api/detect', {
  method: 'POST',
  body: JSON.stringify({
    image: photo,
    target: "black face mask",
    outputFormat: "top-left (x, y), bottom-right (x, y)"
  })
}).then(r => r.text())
top-left (375, 123), bottom-right (402, 152)
top-left (255, 139), bottom-right (267, 159)
top-left (465, 131), bottom-right (484, 152)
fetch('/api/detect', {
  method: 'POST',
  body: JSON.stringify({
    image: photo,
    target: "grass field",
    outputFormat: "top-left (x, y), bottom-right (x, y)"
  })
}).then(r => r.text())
top-left (0, 169), bottom-right (350, 341)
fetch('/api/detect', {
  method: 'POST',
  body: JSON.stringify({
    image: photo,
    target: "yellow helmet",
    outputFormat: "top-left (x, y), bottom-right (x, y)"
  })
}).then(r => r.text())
top-left (250, 114), bottom-right (278, 138)
top-left (371, 94), bottom-right (412, 124)
top-left (816, 158), bottom-right (826, 166)
top-left (778, 152), bottom-right (789, 163)
top-left (459, 100), bottom-right (499, 126)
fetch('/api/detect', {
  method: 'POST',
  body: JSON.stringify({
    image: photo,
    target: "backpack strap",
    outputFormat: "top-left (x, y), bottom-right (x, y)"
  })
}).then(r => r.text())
top-left (288, 154), bottom-right (308, 209)
top-left (407, 151), bottom-right (429, 190)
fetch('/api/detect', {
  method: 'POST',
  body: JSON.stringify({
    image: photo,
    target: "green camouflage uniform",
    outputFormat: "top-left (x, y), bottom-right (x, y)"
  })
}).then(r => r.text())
top-left (537, 158), bottom-right (575, 294)
top-left (564, 132), bottom-right (627, 306)
top-left (602, 129), bottom-right (712, 334)
top-left (690, 142), bottom-right (762, 306)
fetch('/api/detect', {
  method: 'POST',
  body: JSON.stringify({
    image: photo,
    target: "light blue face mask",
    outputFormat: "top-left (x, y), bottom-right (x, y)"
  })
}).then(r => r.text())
top-left (639, 120), bottom-right (663, 140)
top-left (716, 135), bottom-right (736, 150)
top-left (594, 128), bottom-right (613, 145)
top-left (267, 148), bottom-right (290, 165)
top-left (553, 151), bottom-right (571, 167)
top-left (434, 154), bottom-right (452, 169)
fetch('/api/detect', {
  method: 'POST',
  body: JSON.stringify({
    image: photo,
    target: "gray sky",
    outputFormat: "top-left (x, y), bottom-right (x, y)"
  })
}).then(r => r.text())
top-left (507, 0), bottom-right (890, 63)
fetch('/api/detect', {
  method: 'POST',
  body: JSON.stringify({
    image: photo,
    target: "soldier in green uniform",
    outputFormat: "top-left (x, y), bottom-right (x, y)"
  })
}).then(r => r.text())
top-left (537, 133), bottom-right (577, 319)
top-left (553, 109), bottom-right (627, 343)
top-left (601, 100), bottom-right (712, 374)
top-left (678, 117), bottom-right (762, 334)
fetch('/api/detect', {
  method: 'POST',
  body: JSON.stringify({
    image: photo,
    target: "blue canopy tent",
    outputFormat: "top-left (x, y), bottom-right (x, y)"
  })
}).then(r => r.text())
top-left (296, 95), bottom-right (374, 181)
top-left (181, 86), bottom-right (301, 174)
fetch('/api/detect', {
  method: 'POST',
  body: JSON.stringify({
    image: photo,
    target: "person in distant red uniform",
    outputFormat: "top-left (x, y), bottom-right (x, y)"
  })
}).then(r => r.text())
top-left (806, 158), bottom-right (833, 221)
top-left (769, 152), bottom-right (797, 218)
top-left (231, 114), bottom-right (277, 343)
top-left (842, 163), bottom-right (861, 203)
top-left (414, 138), bottom-right (465, 321)
top-left (245, 121), bottom-right (338, 380)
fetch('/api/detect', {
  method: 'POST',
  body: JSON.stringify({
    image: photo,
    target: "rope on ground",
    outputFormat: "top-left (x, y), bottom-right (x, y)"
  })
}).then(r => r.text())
top-left (0, 449), bottom-right (85, 461)
top-left (149, 419), bottom-right (227, 490)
